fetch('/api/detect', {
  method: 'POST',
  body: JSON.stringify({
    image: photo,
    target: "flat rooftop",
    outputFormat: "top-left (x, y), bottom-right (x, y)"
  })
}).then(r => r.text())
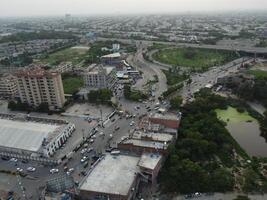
top-left (80, 154), bottom-right (140, 196)
top-left (133, 131), bottom-right (173, 142)
top-left (150, 113), bottom-right (180, 121)
top-left (0, 118), bottom-right (61, 152)
top-left (121, 139), bottom-right (167, 150)
top-left (138, 153), bottom-right (162, 170)
top-left (101, 52), bottom-right (121, 58)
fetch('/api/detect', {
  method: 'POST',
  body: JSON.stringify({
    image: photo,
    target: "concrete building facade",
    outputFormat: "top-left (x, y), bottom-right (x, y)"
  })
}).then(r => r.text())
top-left (0, 74), bottom-right (18, 99)
top-left (83, 65), bottom-right (116, 90)
top-left (15, 66), bottom-right (66, 110)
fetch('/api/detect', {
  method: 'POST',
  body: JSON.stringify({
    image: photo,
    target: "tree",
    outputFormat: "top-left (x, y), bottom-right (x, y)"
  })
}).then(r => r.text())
top-left (170, 96), bottom-right (182, 110)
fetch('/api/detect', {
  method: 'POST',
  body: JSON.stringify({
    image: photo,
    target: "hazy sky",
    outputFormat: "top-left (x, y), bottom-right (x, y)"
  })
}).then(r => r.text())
top-left (1, 0), bottom-right (267, 17)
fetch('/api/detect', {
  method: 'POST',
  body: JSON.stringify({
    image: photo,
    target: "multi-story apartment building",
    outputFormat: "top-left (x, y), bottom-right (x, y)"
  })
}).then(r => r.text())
top-left (0, 74), bottom-right (18, 99)
top-left (15, 66), bottom-right (66, 110)
top-left (83, 65), bottom-right (117, 90)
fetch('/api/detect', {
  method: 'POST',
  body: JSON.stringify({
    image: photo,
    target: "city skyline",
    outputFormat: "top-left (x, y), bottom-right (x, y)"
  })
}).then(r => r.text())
top-left (1, 0), bottom-right (267, 17)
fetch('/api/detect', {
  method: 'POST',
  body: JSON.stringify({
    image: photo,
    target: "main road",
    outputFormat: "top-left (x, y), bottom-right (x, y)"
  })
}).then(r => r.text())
top-left (98, 37), bottom-right (267, 54)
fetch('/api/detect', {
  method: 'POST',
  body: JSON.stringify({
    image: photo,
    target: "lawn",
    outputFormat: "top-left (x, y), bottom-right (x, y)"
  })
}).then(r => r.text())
top-left (153, 47), bottom-right (238, 71)
top-left (42, 46), bottom-right (89, 65)
top-left (62, 75), bottom-right (84, 94)
top-left (248, 69), bottom-right (267, 79)
top-left (162, 68), bottom-right (188, 85)
top-left (215, 106), bottom-right (256, 123)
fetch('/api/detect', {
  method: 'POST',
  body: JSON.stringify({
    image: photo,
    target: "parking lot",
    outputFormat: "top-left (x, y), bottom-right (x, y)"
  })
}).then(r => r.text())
top-left (64, 103), bottom-right (114, 120)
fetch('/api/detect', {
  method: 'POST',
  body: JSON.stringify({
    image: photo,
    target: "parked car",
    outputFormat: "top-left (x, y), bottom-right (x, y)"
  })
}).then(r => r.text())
top-left (10, 158), bottom-right (18, 162)
top-left (27, 167), bottom-right (36, 172)
top-left (49, 168), bottom-right (59, 174)
top-left (16, 168), bottom-right (23, 172)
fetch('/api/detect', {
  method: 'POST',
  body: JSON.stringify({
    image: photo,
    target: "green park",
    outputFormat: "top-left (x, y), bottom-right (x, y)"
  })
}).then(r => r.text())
top-left (153, 47), bottom-right (238, 71)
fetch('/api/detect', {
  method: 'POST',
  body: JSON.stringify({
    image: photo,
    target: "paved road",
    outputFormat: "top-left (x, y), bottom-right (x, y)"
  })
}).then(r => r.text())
top-left (98, 37), bottom-right (267, 54)
top-left (179, 57), bottom-right (254, 100)
top-left (129, 43), bottom-right (167, 99)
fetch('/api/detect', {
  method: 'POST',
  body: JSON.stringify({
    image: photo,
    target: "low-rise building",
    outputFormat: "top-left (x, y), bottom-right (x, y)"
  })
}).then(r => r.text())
top-left (100, 52), bottom-right (122, 65)
top-left (138, 153), bottom-right (163, 185)
top-left (149, 113), bottom-right (181, 129)
top-left (83, 65), bottom-right (117, 90)
top-left (79, 154), bottom-right (140, 200)
top-left (0, 113), bottom-right (75, 158)
top-left (0, 74), bottom-right (17, 99)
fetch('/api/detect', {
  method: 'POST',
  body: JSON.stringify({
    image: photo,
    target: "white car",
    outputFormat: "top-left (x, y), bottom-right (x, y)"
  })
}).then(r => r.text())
top-left (16, 168), bottom-right (23, 172)
top-left (81, 148), bottom-right (87, 154)
top-left (67, 168), bottom-right (74, 175)
top-left (89, 139), bottom-right (94, 143)
top-left (27, 167), bottom-right (36, 172)
top-left (50, 168), bottom-right (59, 174)
top-left (10, 158), bottom-right (18, 162)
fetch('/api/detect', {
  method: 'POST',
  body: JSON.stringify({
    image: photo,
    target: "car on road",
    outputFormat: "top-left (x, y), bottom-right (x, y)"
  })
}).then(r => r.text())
top-left (16, 168), bottom-right (23, 172)
top-left (49, 168), bottom-right (59, 174)
top-left (1, 156), bottom-right (9, 161)
top-left (81, 156), bottom-right (89, 163)
top-left (130, 121), bottom-right (135, 126)
top-left (87, 148), bottom-right (93, 153)
top-left (67, 168), bottom-right (74, 175)
top-left (89, 139), bottom-right (94, 143)
top-left (114, 126), bottom-right (120, 131)
top-left (10, 158), bottom-right (18, 162)
top-left (83, 161), bottom-right (89, 168)
top-left (81, 148), bottom-right (87, 154)
top-left (99, 132), bottom-right (104, 137)
top-left (27, 167), bottom-right (36, 172)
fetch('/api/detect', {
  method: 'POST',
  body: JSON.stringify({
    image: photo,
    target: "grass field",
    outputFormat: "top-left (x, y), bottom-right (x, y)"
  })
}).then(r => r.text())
top-left (215, 106), bottom-right (256, 123)
top-left (62, 75), bottom-right (84, 94)
top-left (153, 47), bottom-right (237, 71)
top-left (42, 46), bottom-right (89, 65)
top-left (248, 69), bottom-right (267, 79)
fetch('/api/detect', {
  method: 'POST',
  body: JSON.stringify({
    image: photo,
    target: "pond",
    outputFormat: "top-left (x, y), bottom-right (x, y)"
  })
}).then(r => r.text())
top-left (216, 107), bottom-right (267, 157)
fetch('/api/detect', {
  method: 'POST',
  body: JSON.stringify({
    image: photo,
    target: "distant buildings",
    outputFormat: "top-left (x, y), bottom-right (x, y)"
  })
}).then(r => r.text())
top-left (0, 74), bottom-right (18, 99)
top-left (15, 65), bottom-right (66, 110)
top-left (83, 64), bottom-right (117, 90)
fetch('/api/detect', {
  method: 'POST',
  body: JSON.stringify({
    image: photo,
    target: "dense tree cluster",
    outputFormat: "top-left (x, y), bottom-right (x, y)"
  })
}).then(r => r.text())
top-left (159, 90), bottom-right (247, 194)
top-left (170, 96), bottom-right (183, 110)
top-left (87, 88), bottom-right (113, 104)
top-left (123, 85), bottom-right (148, 101)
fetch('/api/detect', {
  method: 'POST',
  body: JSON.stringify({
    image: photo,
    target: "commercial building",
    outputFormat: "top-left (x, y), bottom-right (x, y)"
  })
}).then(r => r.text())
top-left (83, 65), bottom-right (117, 90)
top-left (0, 113), bottom-right (75, 158)
top-left (138, 153), bottom-right (163, 185)
top-left (15, 65), bottom-right (66, 111)
top-left (79, 154), bottom-right (140, 200)
top-left (0, 74), bottom-right (18, 99)
top-left (100, 52), bottom-right (122, 65)
top-left (149, 113), bottom-right (181, 129)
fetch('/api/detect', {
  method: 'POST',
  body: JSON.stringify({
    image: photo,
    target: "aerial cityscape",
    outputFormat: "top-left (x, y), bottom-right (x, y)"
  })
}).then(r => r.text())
top-left (0, 0), bottom-right (267, 200)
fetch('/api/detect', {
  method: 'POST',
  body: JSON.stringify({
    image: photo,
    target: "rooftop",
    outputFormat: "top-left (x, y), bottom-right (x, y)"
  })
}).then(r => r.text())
top-left (79, 154), bottom-right (140, 196)
top-left (101, 52), bottom-right (121, 58)
top-left (138, 153), bottom-right (162, 170)
top-left (150, 112), bottom-right (181, 121)
top-left (0, 118), bottom-right (62, 152)
top-left (121, 138), bottom-right (167, 150)
top-left (133, 131), bottom-right (173, 143)
top-left (15, 65), bottom-right (59, 78)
